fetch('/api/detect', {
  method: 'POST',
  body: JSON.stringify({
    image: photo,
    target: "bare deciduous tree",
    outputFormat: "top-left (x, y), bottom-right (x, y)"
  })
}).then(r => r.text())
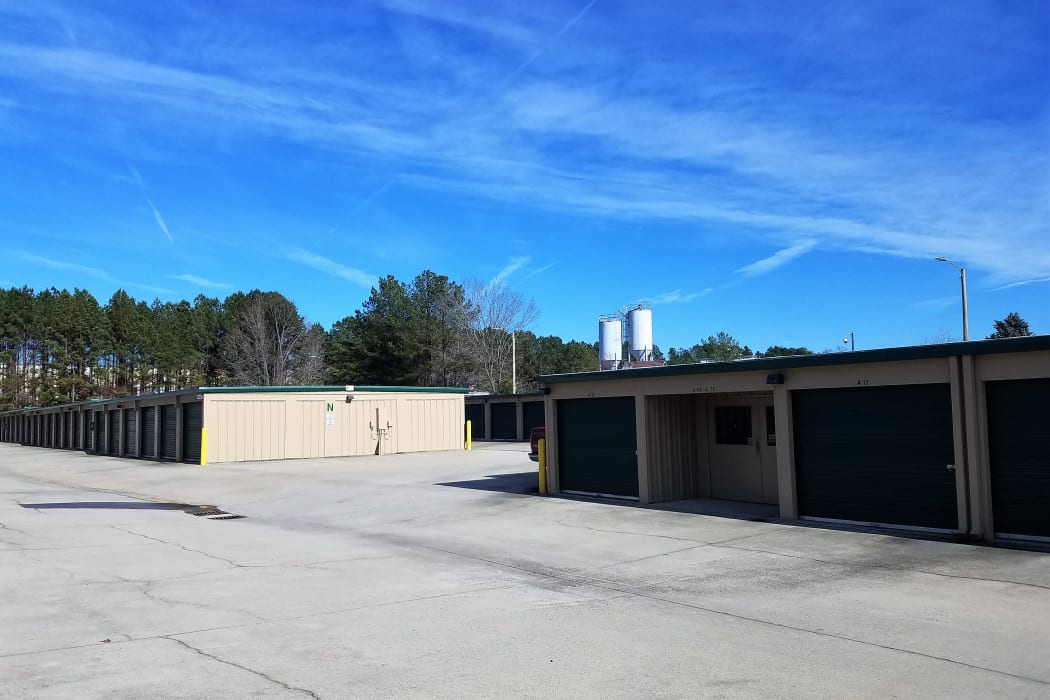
top-left (464, 278), bottom-right (539, 393)
top-left (225, 292), bottom-right (328, 386)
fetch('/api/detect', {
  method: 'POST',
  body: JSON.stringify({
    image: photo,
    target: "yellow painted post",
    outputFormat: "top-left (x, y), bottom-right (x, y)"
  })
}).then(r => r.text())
top-left (465, 420), bottom-right (472, 451)
top-left (538, 438), bottom-right (548, 495)
top-left (200, 428), bottom-right (207, 466)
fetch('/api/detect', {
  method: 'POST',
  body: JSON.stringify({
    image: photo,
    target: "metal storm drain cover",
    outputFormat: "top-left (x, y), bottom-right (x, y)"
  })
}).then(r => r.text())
top-left (184, 505), bottom-right (245, 520)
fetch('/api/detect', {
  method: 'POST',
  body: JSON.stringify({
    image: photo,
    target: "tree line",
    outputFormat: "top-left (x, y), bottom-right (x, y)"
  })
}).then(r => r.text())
top-left (0, 271), bottom-right (596, 409)
top-left (1, 272), bottom-right (1035, 410)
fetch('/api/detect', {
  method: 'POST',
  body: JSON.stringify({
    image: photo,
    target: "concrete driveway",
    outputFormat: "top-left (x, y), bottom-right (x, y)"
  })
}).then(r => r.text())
top-left (1, 442), bottom-right (1048, 699)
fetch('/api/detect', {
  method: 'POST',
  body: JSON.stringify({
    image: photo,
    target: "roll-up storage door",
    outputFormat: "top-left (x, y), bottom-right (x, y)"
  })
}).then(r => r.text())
top-left (95, 411), bottom-right (106, 453)
top-left (141, 407), bottom-right (157, 459)
top-left (108, 410), bottom-right (120, 455)
top-left (490, 403), bottom-right (516, 440)
top-left (182, 402), bottom-right (203, 464)
top-left (792, 384), bottom-right (957, 530)
top-left (465, 404), bottom-right (485, 440)
top-left (522, 401), bottom-right (545, 435)
top-left (557, 397), bottom-right (638, 499)
top-left (160, 405), bottom-right (177, 460)
top-left (986, 378), bottom-right (1050, 539)
top-left (124, 410), bottom-right (138, 457)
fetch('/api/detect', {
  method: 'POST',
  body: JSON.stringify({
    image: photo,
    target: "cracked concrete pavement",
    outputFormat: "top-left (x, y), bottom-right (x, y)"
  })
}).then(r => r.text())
top-left (1, 442), bottom-right (1049, 699)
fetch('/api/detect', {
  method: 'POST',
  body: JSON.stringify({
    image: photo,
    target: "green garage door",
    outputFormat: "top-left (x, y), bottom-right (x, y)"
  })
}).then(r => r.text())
top-left (490, 403), bottom-right (516, 440)
top-left (557, 397), bottom-right (638, 499)
top-left (94, 411), bottom-right (105, 454)
top-left (160, 405), bottom-right (177, 460)
top-left (182, 402), bottom-right (203, 464)
top-left (465, 404), bottom-right (485, 440)
top-left (108, 410), bottom-right (121, 455)
top-left (986, 379), bottom-right (1050, 539)
top-left (141, 407), bottom-right (157, 459)
top-left (124, 410), bottom-right (138, 457)
top-left (522, 401), bottom-right (544, 435)
top-left (793, 384), bottom-right (957, 530)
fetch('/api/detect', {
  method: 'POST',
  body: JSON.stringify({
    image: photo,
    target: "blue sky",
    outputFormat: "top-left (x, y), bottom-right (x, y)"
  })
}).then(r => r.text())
top-left (2, 0), bottom-right (1047, 352)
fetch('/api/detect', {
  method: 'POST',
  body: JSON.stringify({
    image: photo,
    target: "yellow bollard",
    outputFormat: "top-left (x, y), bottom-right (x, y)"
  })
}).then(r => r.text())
top-left (537, 438), bottom-right (547, 495)
top-left (465, 420), bottom-right (472, 451)
top-left (200, 428), bottom-right (208, 466)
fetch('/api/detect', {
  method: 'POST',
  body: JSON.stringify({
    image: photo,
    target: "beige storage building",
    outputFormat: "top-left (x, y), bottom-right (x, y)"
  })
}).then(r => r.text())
top-left (1, 385), bottom-right (468, 465)
top-left (537, 335), bottom-right (1050, 543)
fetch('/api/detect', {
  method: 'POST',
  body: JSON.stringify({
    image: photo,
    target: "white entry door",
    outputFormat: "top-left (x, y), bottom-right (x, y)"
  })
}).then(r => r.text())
top-left (708, 399), bottom-right (777, 504)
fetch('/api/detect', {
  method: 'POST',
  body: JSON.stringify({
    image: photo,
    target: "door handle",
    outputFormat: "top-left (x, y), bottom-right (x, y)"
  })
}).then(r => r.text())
top-left (946, 464), bottom-right (956, 472)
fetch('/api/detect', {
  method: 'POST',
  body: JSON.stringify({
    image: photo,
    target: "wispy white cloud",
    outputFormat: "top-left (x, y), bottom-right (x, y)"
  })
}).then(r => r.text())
top-left (490, 256), bottom-right (530, 286)
top-left (640, 289), bottom-right (709, 305)
top-left (285, 248), bottom-right (375, 287)
top-left (173, 274), bottom-right (231, 290)
top-left (735, 240), bottom-right (818, 277)
top-left (15, 251), bottom-right (174, 295)
top-left (16, 252), bottom-right (113, 281)
top-left (1, 3), bottom-right (1046, 290)
top-left (525, 261), bottom-right (556, 278)
top-left (992, 277), bottom-right (1050, 292)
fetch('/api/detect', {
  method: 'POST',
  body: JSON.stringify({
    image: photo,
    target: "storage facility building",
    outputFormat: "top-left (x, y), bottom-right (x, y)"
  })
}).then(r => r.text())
top-left (537, 335), bottom-right (1050, 543)
top-left (1, 386), bottom-right (467, 464)
top-left (464, 392), bottom-right (545, 441)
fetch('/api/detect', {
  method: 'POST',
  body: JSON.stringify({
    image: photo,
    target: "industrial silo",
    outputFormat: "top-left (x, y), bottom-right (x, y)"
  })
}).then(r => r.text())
top-left (598, 316), bottom-right (623, 370)
top-left (627, 305), bottom-right (653, 361)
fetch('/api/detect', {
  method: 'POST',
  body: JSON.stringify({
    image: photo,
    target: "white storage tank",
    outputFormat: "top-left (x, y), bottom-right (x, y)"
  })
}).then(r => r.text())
top-left (598, 317), bottom-right (622, 370)
top-left (627, 306), bottom-right (653, 361)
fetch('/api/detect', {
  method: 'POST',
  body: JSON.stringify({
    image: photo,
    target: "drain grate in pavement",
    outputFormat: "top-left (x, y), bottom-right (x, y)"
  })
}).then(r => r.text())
top-left (184, 506), bottom-right (245, 520)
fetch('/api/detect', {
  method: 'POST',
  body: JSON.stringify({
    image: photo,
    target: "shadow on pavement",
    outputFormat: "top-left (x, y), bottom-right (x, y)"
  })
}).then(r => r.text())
top-left (20, 501), bottom-right (193, 510)
top-left (436, 472), bottom-right (539, 494)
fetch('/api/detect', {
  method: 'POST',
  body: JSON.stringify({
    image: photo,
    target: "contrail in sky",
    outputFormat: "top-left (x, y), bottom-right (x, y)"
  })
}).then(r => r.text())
top-left (127, 162), bottom-right (174, 244)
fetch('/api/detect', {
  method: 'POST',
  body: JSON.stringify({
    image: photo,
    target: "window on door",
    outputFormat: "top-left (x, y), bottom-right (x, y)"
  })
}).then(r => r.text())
top-left (715, 406), bottom-right (752, 445)
top-left (766, 406), bottom-right (776, 446)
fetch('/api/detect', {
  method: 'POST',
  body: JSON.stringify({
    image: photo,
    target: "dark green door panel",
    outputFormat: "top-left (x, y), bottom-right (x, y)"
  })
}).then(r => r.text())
top-left (490, 403), bottom-right (517, 440)
top-left (124, 410), bottom-right (138, 457)
top-left (522, 401), bottom-right (545, 435)
top-left (793, 384), bottom-right (957, 529)
top-left (94, 411), bottom-right (105, 454)
top-left (108, 410), bottom-right (120, 455)
top-left (465, 404), bottom-right (485, 440)
top-left (141, 407), bottom-right (157, 459)
top-left (557, 397), bottom-right (638, 498)
top-left (160, 405), bottom-right (177, 460)
top-left (182, 402), bottom-right (203, 464)
top-left (987, 379), bottom-right (1050, 538)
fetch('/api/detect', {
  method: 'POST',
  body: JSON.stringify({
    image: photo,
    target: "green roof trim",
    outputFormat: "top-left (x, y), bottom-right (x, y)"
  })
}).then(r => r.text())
top-left (538, 335), bottom-right (1050, 384)
top-left (465, 391), bottom-right (545, 400)
top-left (197, 385), bottom-right (470, 394)
top-left (0, 385), bottom-right (470, 416)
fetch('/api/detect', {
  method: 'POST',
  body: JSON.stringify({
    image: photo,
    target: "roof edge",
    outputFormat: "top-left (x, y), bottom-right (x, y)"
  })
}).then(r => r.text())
top-left (538, 335), bottom-right (1050, 384)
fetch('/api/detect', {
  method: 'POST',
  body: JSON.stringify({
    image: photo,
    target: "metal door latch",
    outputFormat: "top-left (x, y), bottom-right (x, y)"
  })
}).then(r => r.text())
top-left (946, 464), bottom-right (956, 472)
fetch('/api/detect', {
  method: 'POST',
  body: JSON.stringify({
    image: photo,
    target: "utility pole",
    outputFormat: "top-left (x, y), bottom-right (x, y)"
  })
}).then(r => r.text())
top-left (935, 257), bottom-right (969, 341)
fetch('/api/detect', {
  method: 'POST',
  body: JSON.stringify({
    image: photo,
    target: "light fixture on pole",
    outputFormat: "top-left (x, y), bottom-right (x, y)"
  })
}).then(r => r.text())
top-left (843, 331), bottom-right (855, 351)
top-left (935, 257), bottom-right (969, 341)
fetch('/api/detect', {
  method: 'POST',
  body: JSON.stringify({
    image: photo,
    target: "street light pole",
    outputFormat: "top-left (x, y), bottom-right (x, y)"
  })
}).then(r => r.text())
top-left (935, 257), bottom-right (969, 341)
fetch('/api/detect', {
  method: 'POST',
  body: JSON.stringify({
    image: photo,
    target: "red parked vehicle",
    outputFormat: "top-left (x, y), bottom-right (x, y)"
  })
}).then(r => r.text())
top-left (529, 426), bottom-right (545, 462)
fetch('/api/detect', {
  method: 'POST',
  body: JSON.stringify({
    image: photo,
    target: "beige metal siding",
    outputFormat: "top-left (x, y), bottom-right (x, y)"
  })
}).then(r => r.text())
top-left (203, 391), bottom-right (465, 463)
top-left (208, 399), bottom-right (286, 463)
top-left (404, 397), bottom-right (465, 451)
top-left (646, 395), bottom-right (707, 502)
